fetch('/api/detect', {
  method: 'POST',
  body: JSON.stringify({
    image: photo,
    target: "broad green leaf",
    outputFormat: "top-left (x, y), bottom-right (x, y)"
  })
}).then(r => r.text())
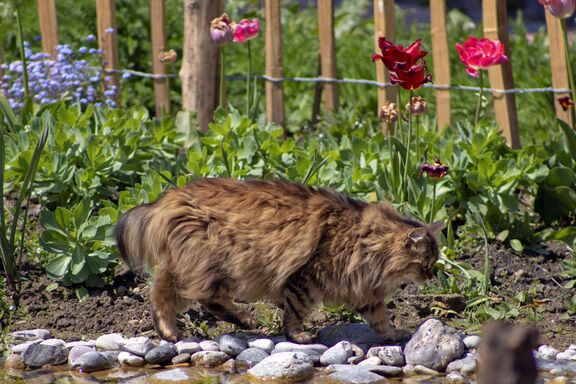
top-left (75, 287), bottom-right (89, 302)
top-left (46, 255), bottom-right (71, 278)
top-left (510, 239), bottom-right (524, 253)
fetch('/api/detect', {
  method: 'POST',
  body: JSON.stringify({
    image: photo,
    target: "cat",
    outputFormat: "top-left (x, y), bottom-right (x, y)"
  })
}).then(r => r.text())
top-left (116, 178), bottom-right (445, 343)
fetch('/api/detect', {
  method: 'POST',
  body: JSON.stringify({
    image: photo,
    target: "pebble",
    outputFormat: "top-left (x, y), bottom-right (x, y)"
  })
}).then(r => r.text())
top-left (463, 335), bottom-right (481, 349)
top-left (316, 323), bottom-right (387, 347)
top-left (236, 347), bottom-right (270, 367)
top-left (219, 334), bottom-right (247, 357)
top-left (274, 341), bottom-right (328, 354)
top-left (199, 340), bottom-right (220, 351)
top-left (248, 352), bottom-right (314, 381)
top-left (378, 346), bottom-right (405, 366)
top-left (121, 339), bottom-right (155, 357)
top-left (68, 345), bottom-right (95, 365)
top-left (248, 338), bottom-right (275, 354)
top-left (414, 364), bottom-right (440, 375)
top-left (171, 353), bottom-right (191, 365)
top-left (150, 368), bottom-right (191, 381)
top-left (320, 341), bottom-right (353, 365)
top-left (446, 371), bottom-right (469, 383)
top-left (95, 333), bottom-right (126, 351)
top-left (4, 353), bottom-right (25, 369)
top-left (220, 358), bottom-right (236, 373)
top-left (403, 364), bottom-right (416, 377)
top-left (446, 354), bottom-right (477, 373)
top-left (145, 343), bottom-right (178, 365)
top-left (369, 365), bottom-right (403, 377)
top-left (348, 344), bottom-right (366, 364)
top-left (358, 356), bottom-right (382, 366)
top-left (73, 351), bottom-right (112, 372)
top-left (10, 329), bottom-right (51, 342)
top-left (556, 349), bottom-right (576, 360)
top-left (190, 351), bottom-right (230, 368)
top-left (40, 338), bottom-right (66, 347)
top-left (538, 345), bottom-right (559, 360)
top-left (11, 340), bottom-right (41, 354)
top-left (118, 351), bottom-right (145, 367)
top-left (175, 340), bottom-right (201, 355)
top-left (328, 369), bottom-right (387, 383)
top-left (21, 343), bottom-right (68, 368)
top-left (65, 341), bottom-right (95, 349)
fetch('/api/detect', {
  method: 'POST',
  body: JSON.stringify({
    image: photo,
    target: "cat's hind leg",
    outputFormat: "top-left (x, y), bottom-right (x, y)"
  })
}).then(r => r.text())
top-left (198, 292), bottom-right (258, 330)
top-left (354, 302), bottom-right (411, 342)
top-left (283, 281), bottom-right (320, 344)
top-left (151, 265), bottom-right (181, 342)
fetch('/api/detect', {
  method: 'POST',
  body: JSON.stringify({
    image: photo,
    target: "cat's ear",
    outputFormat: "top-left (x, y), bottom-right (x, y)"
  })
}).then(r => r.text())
top-left (428, 220), bottom-right (447, 235)
top-left (405, 227), bottom-right (428, 248)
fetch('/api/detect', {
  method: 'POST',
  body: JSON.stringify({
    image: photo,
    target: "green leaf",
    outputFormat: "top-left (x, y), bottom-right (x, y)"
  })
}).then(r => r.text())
top-left (75, 287), bottom-right (89, 302)
top-left (39, 229), bottom-right (71, 254)
top-left (0, 92), bottom-right (17, 131)
top-left (558, 119), bottom-right (576, 158)
top-left (45, 283), bottom-right (58, 292)
top-left (510, 239), bottom-right (524, 253)
top-left (73, 199), bottom-right (93, 229)
top-left (46, 255), bottom-right (71, 278)
top-left (496, 230), bottom-right (509, 242)
top-left (86, 251), bottom-right (110, 274)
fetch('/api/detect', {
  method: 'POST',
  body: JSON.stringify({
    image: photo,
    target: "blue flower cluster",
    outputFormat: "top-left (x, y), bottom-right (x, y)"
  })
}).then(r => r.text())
top-left (0, 41), bottom-right (118, 110)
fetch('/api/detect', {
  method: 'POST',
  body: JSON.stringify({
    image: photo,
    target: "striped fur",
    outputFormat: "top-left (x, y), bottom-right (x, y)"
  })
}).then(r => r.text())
top-left (116, 178), bottom-right (444, 343)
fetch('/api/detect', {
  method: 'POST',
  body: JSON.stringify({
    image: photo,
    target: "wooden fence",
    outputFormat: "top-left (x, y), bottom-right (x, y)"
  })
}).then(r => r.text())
top-left (29, 0), bottom-right (575, 147)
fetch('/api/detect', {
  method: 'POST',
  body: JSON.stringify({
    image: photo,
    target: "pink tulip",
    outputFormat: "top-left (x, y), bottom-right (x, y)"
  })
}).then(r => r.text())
top-left (233, 19), bottom-right (260, 43)
top-left (539, 0), bottom-right (576, 19)
top-left (455, 37), bottom-right (509, 78)
top-left (210, 13), bottom-right (234, 44)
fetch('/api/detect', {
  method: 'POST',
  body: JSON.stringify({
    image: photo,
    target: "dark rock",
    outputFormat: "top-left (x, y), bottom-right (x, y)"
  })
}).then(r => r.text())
top-left (21, 343), bottom-right (68, 368)
top-left (145, 343), bottom-right (178, 365)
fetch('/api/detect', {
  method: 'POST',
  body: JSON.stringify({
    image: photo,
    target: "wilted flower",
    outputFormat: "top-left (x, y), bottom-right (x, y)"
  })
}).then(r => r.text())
top-left (558, 96), bottom-right (575, 111)
top-left (233, 18), bottom-right (260, 43)
top-left (390, 61), bottom-right (432, 91)
top-left (419, 158), bottom-right (449, 179)
top-left (456, 37), bottom-right (509, 78)
top-left (405, 96), bottom-right (428, 115)
top-left (379, 101), bottom-right (399, 123)
top-left (158, 49), bottom-right (177, 63)
top-left (539, 0), bottom-right (576, 19)
top-left (210, 13), bottom-right (235, 44)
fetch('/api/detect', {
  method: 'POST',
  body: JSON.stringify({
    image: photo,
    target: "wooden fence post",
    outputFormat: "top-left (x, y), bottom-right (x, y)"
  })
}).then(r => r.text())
top-left (545, 11), bottom-right (573, 126)
top-left (482, 0), bottom-right (520, 148)
top-left (264, 0), bottom-right (285, 126)
top-left (318, 0), bottom-right (339, 112)
top-left (37, 0), bottom-right (59, 58)
top-left (430, 0), bottom-right (451, 129)
top-left (150, 0), bottom-right (170, 116)
top-left (96, 0), bottom-right (120, 100)
top-left (179, 0), bottom-right (222, 131)
top-left (373, 0), bottom-right (395, 133)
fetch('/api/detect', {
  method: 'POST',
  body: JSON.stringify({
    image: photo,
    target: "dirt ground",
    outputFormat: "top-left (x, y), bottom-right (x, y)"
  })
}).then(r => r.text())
top-left (8, 239), bottom-right (576, 350)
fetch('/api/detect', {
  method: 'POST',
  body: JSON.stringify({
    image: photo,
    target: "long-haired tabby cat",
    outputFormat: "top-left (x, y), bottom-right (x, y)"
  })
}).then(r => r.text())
top-left (116, 178), bottom-right (445, 343)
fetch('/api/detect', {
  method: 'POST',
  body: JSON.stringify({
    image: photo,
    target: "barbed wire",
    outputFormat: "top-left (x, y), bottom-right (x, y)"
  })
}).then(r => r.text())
top-left (104, 68), bottom-right (571, 95)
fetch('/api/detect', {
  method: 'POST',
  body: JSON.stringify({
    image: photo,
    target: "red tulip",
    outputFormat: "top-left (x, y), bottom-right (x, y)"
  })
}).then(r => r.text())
top-left (233, 19), bottom-right (260, 43)
top-left (419, 158), bottom-right (449, 180)
top-left (558, 96), bottom-right (575, 111)
top-left (456, 37), bottom-right (509, 78)
top-left (372, 37), bottom-right (427, 72)
top-left (389, 61), bottom-right (432, 90)
top-left (539, 0), bottom-right (576, 19)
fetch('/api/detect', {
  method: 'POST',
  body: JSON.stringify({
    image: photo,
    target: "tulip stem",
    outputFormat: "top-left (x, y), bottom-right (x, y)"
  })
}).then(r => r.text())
top-left (246, 40), bottom-right (252, 117)
top-left (561, 19), bottom-right (576, 126)
top-left (430, 179), bottom-right (437, 224)
top-left (474, 70), bottom-right (484, 127)
top-left (219, 48), bottom-right (225, 110)
top-left (402, 91), bottom-right (413, 203)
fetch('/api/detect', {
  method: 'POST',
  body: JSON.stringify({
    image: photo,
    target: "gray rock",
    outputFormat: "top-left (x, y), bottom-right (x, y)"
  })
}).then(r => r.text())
top-left (199, 340), bottom-right (220, 351)
top-left (175, 340), bottom-right (201, 355)
top-left (190, 351), bottom-right (230, 367)
top-left (121, 339), bottom-right (155, 357)
top-left (446, 354), bottom-right (477, 373)
top-left (248, 338), bottom-right (275, 354)
top-left (320, 341), bottom-right (353, 365)
top-left (348, 344), bottom-right (366, 364)
top-left (463, 335), bottom-right (481, 349)
top-left (538, 345), bottom-right (559, 360)
top-left (118, 351), bottom-right (145, 367)
top-left (328, 370), bottom-right (387, 383)
top-left (11, 340), bottom-right (41, 354)
top-left (219, 334), bottom-right (247, 357)
top-left (369, 365), bottom-right (403, 377)
top-left (414, 364), bottom-right (440, 375)
top-left (447, 371), bottom-right (469, 383)
top-left (95, 333), bottom-right (126, 351)
top-left (248, 352), bottom-right (314, 380)
top-left (403, 364), bottom-right (416, 377)
top-left (21, 343), bottom-right (68, 368)
top-left (274, 341), bottom-right (328, 354)
top-left (317, 324), bottom-right (387, 347)
top-left (72, 351), bottom-right (112, 372)
top-left (236, 347), bottom-right (269, 367)
top-left (404, 319), bottom-right (465, 371)
top-left (65, 341), bottom-right (95, 349)
top-left (378, 346), bottom-right (404, 366)
top-left (358, 356), bottom-right (382, 366)
top-left (150, 368), bottom-right (191, 381)
top-left (328, 363), bottom-right (402, 377)
top-left (145, 342), bottom-right (178, 365)
top-left (40, 338), bottom-right (66, 347)
top-left (10, 329), bottom-right (51, 342)
top-left (557, 350), bottom-right (576, 360)
top-left (172, 353), bottom-right (191, 365)
top-left (272, 347), bottom-right (322, 363)
top-left (68, 345), bottom-right (95, 365)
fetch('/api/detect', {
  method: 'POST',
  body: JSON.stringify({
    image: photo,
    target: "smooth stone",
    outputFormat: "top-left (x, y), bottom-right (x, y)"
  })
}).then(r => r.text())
top-left (199, 340), bottom-right (220, 351)
top-left (220, 358), bottom-right (236, 373)
top-left (538, 345), bottom-right (559, 360)
top-left (219, 334), bottom-right (247, 357)
top-left (463, 335), bottom-right (481, 349)
top-left (248, 352), bottom-right (314, 380)
top-left (328, 370), bottom-right (387, 383)
top-left (447, 371), bottom-right (469, 383)
top-left (65, 341), bottom-right (95, 349)
top-left (349, 344), bottom-right (367, 364)
top-left (95, 333), bottom-right (126, 351)
top-left (369, 365), bottom-right (403, 377)
top-left (403, 364), bottom-right (416, 377)
top-left (175, 341), bottom-right (201, 355)
top-left (557, 350), bottom-right (576, 360)
top-left (145, 343), bottom-right (178, 365)
top-left (414, 364), bottom-right (440, 375)
top-left (4, 353), bottom-right (25, 369)
top-left (320, 341), bottom-right (353, 365)
top-left (272, 347), bottom-right (322, 363)
top-left (328, 363), bottom-right (402, 377)
top-left (10, 329), bottom-right (51, 342)
top-left (248, 338), bottom-right (275, 354)
top-left (378, 346), bottom-right (404, 366)
top-left (190, 351), bottom-right (230, 367)
top-left (358, 356), bottom-right (382, 366)
top-left (21, 343), bottom-right (68, 368)
top-left (274, 341), bottom-right (328, 354)
top-left (171, 353), bottom-right (191, 365)
top-left (150, 368), bottom-right (191, 381)
top-left (118, 351), bottom-right (145, 367)
top-left (102, 350), bottom-right (121, 365)
top-left (317, 323), bottom-right (387, 347)
top-left (40, 338), bottom-right (66, 347)
top-left (121, 339), bottom-right (155, 357)
top-left (73, 351), bottom-right (112, 372)
top-left (68, 345), bottom-right (95, 365)
top-left (11, 340), bottom-right (41, 354)
top-left (404, 319), bottom-right (465, 371)
top-left (236, 347), bottom-right (269, 367)
top-left (446, 354), bottom-right (476, 373)
top-left (126, 336), bottom-right (149, 344)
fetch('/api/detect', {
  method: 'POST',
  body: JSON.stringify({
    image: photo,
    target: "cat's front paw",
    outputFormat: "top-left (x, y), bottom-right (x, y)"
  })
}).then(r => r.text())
top-left (287, 331), bottom-right (314, 344)
top-left (380, 328), bottom-right (412, 342)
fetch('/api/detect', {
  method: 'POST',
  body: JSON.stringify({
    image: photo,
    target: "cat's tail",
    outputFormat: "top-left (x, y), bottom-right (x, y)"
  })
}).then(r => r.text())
top-left (115, 203), bottom-right (158, 272)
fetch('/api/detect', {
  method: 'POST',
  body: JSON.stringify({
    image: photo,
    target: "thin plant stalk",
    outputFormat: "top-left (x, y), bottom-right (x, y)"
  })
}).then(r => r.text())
top-left (219, 48), bottom-right (225, 110)
top-left (475, 210), bottom-right (491, 295)
top-left (246, 40), bottom-right (252, 117)
top-left (429, 179), bottom-right (437, 224)
top-left (474, 70), bottom-right (484, 126)
top-left (402, 90), bottom-right (413, 203)
top-left (561, 19), bottom-right (576, 125)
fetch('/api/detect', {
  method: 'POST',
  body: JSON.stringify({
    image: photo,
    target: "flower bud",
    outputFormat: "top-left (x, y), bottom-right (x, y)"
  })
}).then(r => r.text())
top-left (158, 49), bottom-right (177, 64)
top-left (210, 13), bottom-right (235, 44)
top-left (405, 96), bottom-right (428, 115)
top-left (379, 101), bottom-right (399, 123)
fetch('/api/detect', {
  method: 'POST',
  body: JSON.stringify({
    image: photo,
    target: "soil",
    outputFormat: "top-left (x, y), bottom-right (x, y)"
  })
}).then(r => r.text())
top-left (7, 239), bottom-right (576, 350)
